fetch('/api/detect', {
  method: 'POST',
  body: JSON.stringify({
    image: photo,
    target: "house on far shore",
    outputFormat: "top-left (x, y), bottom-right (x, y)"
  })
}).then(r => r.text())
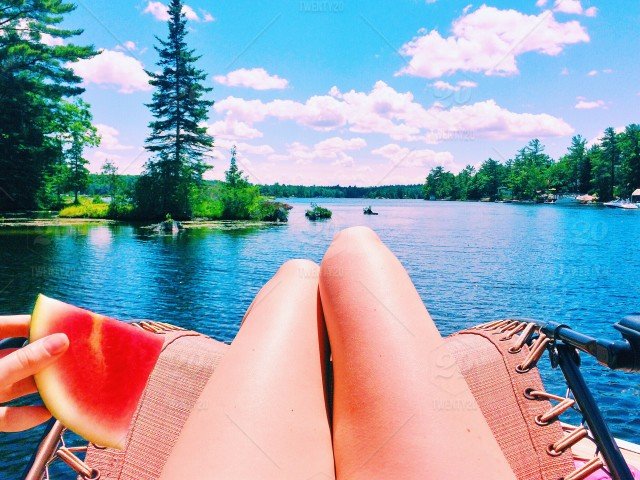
top-left (632, 188), bottom-right (640, 203)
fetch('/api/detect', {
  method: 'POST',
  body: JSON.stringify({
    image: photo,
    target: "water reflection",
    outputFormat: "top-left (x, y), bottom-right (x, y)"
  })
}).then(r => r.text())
top-left (87, 226), bottom-right (113, 249)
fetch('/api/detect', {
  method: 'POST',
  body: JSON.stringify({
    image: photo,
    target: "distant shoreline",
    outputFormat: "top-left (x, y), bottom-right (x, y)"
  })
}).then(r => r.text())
top-left (0, 196), bottom-right (605, 224)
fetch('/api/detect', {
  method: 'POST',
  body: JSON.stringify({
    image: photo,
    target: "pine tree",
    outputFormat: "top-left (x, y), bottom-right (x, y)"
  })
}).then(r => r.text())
top-left (0, 0), bottom-right (96, 211)
top-left (424, 166), bottom-right (455, 199)
top-left (142, 0), bottom-right (214, 219)
top-left (63, 100), bottom-right (99, 203)
top-left (475, 158), bottom-right (505, 200)
top-left (620, 124), bottom-right (640, 196)
top-left (600, 127), bottom-right (620, 200)
top-left (588, 145), bottom-right (610, 200)
top-left (219, 146), bottom-right (260, 219)
top-left (101, 160), bottom-right (119, 198)
top-left (508, 140), bottom-right (551, 199)
top-left (566, 135), bottom-right (586, 192)
top-left (225, 146), bottom-right (247, 187)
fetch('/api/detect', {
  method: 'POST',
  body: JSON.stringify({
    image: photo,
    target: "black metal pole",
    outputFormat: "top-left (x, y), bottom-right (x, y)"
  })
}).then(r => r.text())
top-left (555, 344), bottom-right (633, 480)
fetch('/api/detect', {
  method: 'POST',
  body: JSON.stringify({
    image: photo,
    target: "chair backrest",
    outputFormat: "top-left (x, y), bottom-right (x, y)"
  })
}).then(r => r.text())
top-left (84, 331), bottom-right (227, 480)
top-left (445, 322), bottom-right (575, 480)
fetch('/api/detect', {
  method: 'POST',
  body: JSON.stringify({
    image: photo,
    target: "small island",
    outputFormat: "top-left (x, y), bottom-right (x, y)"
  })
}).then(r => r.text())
top-left (305, 203), bottom-right (332, 220)
top-left (55, 148), bottom-right (290, 225)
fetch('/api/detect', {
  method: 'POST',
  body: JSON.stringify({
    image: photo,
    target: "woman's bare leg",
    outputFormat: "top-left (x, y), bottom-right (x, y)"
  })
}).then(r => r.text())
top-left (319, 227), bottom-right (515, 480)
top-left (161, 260), bottom-right (335, 480)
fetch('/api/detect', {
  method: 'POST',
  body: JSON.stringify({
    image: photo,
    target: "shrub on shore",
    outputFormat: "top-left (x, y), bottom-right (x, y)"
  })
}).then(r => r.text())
top-left (253, 200), bottom-right (290, 222)
top-left (107, 201), bottom-right (136, 220)
top-left (192, 184), bottom-right (290, 221)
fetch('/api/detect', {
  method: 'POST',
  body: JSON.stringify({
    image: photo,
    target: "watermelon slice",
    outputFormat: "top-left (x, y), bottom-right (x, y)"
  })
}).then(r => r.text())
top-left (30, 294), bottom-right (164, 449)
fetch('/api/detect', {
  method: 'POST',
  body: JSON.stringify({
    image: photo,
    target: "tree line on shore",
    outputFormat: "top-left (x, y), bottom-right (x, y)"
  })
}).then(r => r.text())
top-left (84, 174), bottom-right (424, 202)
top-left (0, 0), bottom-right (281, 221)
top-left (258, 184), bottom-right (423, 199)
top-left (424, 127), bottom-right (640, 202)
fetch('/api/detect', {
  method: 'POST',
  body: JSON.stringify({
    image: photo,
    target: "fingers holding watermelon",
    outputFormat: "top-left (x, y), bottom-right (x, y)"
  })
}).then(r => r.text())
top-left (0, 406), bottom-right (52, 433)
top-left (2, 332), bottom-right (69, 385)
top-left (0, 315), bottom-right (69, 432)
top-left (0, 315), bottom-right (30, 338)
top-left (0, 374), bottom-right (38, 403)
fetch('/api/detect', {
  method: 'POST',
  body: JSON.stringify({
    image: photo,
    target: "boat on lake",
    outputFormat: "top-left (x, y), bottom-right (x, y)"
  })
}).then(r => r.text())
top-left (363, 206), bottom-right (379, 215)
top-left (603, 199), bottom-right (639, 209)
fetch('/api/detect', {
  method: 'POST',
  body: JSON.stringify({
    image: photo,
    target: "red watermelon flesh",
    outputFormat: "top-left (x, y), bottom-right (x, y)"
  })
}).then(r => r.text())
top-left (30, 294), bottom-right (164, 449)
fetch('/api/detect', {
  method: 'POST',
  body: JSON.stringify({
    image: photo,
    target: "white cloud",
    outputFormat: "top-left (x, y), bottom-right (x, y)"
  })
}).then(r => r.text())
top-left (315, 136), bottom-right (367, 156)
top-left (71, 49), bottom-right (151, 94)
top-left (431, 80), bottom-right (478, 91)
top-left (143, 1), bottom-right (213, 22)
top-left (206, 118), bottom-right (263, 140)
top-left (536, 0), bottom-right (548, 6)
top-left (214, 81), bottom-right (574, 144)
top-left (553, 0), bottom-right (582, 14)
top-left (40, 33), bottom-right (64, 46)
top-left (117, 40), bottom-right (137, 52)
top-left (213, 139), bottom-right (274, 158)
top-left (95, 124), bottom-right (133, 151)
top-left (574, 98), bottom-right (606, 109)
top-left (181, 4), bottom-right (199, 21)
top-left (396, 5), bottom-right (589, 78)
top-left (236, 143), bottom-right (275, 156)
top-left (87, 125), bottom-right (141, 174)
top-left (458, 80), bottom-right (478, 88)
top-left (584, 6), bottom-right (597, 17)
top-left (553, 0), bottom-right (598, 17)
top-left (269, 137), bottom-right (367, 166)
top-left (144, 1), bottom-right (170, 21)
top-left (372, 143), bottom-right (455, 168)
top-left (214, 68), bottom-right (289, 90)
top-left (587, 69), bottom-right (612, 77)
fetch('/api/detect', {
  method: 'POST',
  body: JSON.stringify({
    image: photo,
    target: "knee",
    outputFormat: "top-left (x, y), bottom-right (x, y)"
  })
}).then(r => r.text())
top-left (279, 259), bottom-right (319, 279)
top-left (321, 227), bottom-right (381, 280)
top-left (332, 226), bottom-right (380, 245)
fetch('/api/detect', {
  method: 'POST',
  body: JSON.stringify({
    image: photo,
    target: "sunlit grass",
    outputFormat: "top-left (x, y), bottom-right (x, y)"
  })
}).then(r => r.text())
top-left (59, 198), bottom-right (109, 218)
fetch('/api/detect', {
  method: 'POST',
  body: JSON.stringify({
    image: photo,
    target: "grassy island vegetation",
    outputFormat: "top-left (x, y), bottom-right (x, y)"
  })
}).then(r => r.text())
top-left (59, 198), bottom-right (109, 219)
top-left (305, 204), bottom-right (333, 220)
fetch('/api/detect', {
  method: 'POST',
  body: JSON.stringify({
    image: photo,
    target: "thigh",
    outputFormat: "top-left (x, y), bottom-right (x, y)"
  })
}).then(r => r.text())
top-left (320, 227), bottom-right (515, 480)
top-left (161, 259), bottom-right (335, 480)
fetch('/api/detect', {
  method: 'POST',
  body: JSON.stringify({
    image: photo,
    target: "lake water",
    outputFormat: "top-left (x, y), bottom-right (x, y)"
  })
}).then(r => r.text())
top-left (1, 198), bottom-right (639, 477)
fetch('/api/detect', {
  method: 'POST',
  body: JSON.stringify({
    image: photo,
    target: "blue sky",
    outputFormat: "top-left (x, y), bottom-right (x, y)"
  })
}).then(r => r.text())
top-left (62, 0), bottom-right (639, 185)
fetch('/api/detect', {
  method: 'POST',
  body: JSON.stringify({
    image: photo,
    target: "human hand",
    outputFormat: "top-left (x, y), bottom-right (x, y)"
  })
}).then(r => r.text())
top-left (0, 315), bottom-right (68, 432)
